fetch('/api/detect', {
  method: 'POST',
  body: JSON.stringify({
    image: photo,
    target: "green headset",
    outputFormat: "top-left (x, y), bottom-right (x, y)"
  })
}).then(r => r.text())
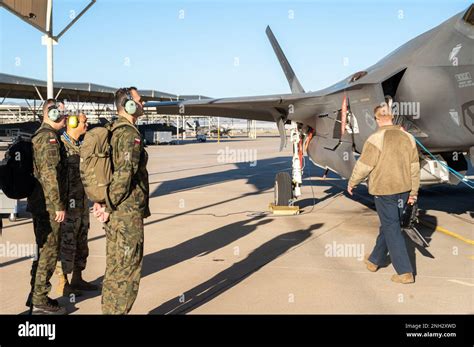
top-left (121, 88), bottom-right (138, 116)
top-left (47, 100), bottom-right (62, 122)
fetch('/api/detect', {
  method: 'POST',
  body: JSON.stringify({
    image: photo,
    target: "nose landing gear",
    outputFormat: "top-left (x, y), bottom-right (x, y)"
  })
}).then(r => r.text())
top-left (272, 121), bottom-right (306, 212)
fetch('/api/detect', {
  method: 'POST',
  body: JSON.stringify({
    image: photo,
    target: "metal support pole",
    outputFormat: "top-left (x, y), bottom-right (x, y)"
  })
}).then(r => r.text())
top-left (183, 116), bottom-right (186, 140)
top-left (54, 0), bottom-right (96, 40)
top-left (0, 90), bottom-right (10, 104)
top-left (46, 36), bottom-right (54, 99)
top-left (217, 117), bottom-right (220, 143)
top-left (176, 115), bottom-right (180, 143)
top-left (46, 0), bottom-right (54, 99)
top-left (54, 87), bottom-right (63, 100)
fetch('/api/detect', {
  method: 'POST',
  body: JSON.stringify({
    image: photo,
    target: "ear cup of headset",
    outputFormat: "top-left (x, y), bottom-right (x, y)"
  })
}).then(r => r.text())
top-left (48, 107), bottom-right (61, 122)
top-left (68, 116), bottom-right (79, 128)
top-left (124, 99), bottom-right (137, 115)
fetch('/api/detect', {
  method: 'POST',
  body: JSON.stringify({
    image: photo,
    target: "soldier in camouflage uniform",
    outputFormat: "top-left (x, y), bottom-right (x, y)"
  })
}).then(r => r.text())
top-left (55, 113), bottom-right (98, 295)
top-left (93, 87), bottom-right (150, 314)
top-left (26, 99), bottom-right (67, 314)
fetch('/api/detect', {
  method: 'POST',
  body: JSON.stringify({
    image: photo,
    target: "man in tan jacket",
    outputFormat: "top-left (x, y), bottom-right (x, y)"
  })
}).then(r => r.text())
top-left (347, 104), bottom-right (420, 284)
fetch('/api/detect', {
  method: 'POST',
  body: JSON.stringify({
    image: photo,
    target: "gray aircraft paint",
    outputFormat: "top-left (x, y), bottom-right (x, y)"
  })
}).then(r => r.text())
top-left (147, 5), bottom-right (474, 179)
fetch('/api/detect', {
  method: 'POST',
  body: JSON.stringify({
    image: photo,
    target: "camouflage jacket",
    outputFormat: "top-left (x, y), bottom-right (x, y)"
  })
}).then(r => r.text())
top-left (27, 123), bottom-right (67, 214)
top-left (61, 132), bottom-right (88, 212)
top-left (105, 116), bottom-right (150, 218)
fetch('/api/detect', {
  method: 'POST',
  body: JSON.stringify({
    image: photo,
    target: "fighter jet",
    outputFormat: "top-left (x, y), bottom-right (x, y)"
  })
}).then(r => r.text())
top-left (147, 4), bottom-right (474, 206)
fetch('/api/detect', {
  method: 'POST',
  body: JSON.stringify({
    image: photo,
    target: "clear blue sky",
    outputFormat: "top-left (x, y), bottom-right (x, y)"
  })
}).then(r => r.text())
top-left (0, 0), bottom-right (471, 98)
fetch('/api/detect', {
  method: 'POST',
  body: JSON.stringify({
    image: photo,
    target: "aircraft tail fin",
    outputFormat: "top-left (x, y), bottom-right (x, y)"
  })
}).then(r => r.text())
top-left (265, 25), bottom-right (305, 94)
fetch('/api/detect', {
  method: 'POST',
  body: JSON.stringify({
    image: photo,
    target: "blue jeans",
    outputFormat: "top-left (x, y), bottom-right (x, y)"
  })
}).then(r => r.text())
top-left (369, 192), bottom-right (413, 275)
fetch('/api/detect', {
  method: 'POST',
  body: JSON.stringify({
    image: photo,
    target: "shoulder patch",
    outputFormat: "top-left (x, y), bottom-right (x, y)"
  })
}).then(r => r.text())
top-left (49, 138), bottom-right (57, 144)
top-left (134, 138), bottom-right (141, 145)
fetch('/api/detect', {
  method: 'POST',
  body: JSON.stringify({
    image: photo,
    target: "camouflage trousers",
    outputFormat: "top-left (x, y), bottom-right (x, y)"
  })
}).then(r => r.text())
top-left (102, 210), bottom-right (144, 314)
top-left (56, 209), bottom-right (90, 275)
top-left (30, 211), bottom-right (61, 305)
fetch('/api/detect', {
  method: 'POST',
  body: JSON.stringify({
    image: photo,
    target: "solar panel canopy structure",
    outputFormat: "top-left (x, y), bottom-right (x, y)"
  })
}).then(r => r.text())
top-left (0, 0), bottom-right (49, 33)
top-left (0, 72), bottom-right (187, 104)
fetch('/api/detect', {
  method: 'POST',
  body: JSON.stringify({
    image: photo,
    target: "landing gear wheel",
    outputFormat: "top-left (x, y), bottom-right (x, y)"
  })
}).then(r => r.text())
top-left (274, 172), bottom-right (293, 206)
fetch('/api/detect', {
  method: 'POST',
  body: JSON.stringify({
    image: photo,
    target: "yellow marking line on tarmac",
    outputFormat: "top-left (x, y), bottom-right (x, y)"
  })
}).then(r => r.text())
top-left (419, 220), bottom-right (474, 246)
top-left (448, 279), bottom-right (474, 287)
top-left (320, 178), bottom-right (474, 246)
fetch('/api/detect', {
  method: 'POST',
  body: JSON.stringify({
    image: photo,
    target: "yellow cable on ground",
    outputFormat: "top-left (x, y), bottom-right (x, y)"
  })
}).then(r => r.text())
top-left (419, 220), bottom-right (474, 245)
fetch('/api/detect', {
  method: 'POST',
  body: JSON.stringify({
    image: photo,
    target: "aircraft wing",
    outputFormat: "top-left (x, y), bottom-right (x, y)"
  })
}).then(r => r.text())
top-left (145, 93), bottom-right (316, 123)
top-left (145, 93), bottom-right (323, 151)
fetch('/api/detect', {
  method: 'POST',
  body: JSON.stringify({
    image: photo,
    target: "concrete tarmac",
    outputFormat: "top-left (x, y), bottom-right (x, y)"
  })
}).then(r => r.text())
top-left (1, 136), bottom-right (472, 314)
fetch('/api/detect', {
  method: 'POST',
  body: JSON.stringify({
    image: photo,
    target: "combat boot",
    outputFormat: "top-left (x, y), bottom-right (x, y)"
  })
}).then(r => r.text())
top-left (71, 271), bottom-right (99, 291)
top-left (63, 282), bottom-right (83, 297)
top-left (391, 273), bottom-right (415, 284)
top-left (32, 297), bottom-right (66, 315)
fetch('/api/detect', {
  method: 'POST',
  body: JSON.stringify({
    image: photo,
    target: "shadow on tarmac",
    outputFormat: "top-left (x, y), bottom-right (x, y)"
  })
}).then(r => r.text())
top-left (11, 151), bottom-right (472, 314)
top-left (148, 223), bottom-right (323, 314)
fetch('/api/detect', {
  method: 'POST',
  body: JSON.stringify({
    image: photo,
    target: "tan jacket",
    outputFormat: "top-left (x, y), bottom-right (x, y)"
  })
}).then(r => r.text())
top-left (348, 125), bottom-right (420, 196)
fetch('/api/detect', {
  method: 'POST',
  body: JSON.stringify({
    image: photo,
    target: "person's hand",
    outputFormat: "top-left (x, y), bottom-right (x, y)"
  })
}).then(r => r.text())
top-left (93, 203), bottom-right (110, 223)
top-left (92, 202), bottom-right (103, 218)
top-left (55, 210), bottom-right (66, 223)
top-left (99, 211), bottom-right (110, 223)
top-left (408, 195), bottom-right (417, 205)
top-left (347, 185), bottom-right (353, 196)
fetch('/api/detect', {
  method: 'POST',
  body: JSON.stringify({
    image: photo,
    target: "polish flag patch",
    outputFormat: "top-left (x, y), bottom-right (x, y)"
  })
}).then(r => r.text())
top-left (49, 138), bottom-right (57, 144)
top-left (134, 138), bottom-right (141, 145)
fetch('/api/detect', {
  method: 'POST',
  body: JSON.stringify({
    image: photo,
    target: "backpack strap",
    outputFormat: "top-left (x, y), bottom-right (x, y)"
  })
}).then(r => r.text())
top-left (108, 121), bottom-right (142, 154)
top-left (111, 121), bottom-right (141, 136)
top-left (90, 153), bottom-right (109, 158)
top-left (32, 126), bottom-right (56, 139)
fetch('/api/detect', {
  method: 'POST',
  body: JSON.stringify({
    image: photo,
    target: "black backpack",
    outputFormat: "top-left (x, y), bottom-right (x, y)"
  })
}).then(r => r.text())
top-left (0, 129), bottom-right (51, 200)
